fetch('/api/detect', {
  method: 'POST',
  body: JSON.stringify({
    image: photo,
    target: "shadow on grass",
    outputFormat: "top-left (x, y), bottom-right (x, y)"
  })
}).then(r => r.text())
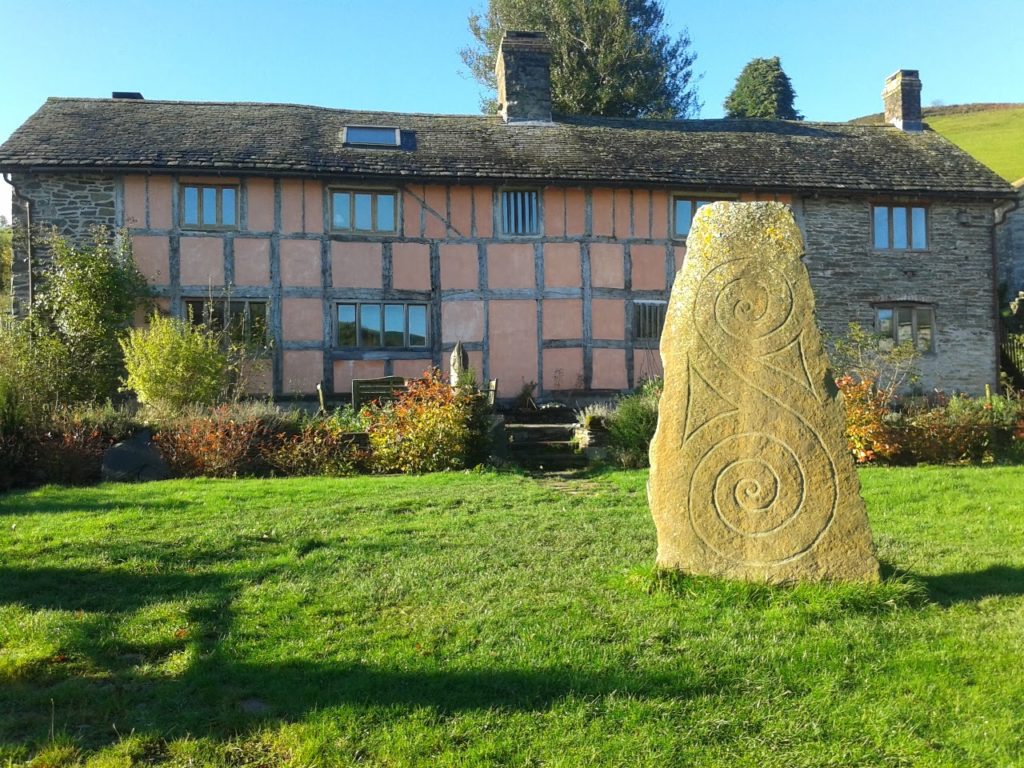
top-left (0, 564), bottom-right (706, 754)
top-left (0, 493), bottom-right (192, 517)
top-left (880, 561), bottom-right (1024, 606)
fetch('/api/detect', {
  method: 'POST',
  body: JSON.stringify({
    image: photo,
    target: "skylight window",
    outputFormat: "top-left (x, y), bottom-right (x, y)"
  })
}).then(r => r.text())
top-left (345, 126), bottom-right (401, 147)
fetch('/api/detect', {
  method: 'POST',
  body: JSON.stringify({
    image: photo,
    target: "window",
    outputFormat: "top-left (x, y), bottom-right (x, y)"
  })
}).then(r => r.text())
top-left (331, 190), bottom-right (396, 233)
top-left (184, 298), bottom-right (268, 347)
top-left (873, 205), bottom-right (928, 250)
top-left (500, 189), bottom-right (540, 235)
top-left (181, 184), bottom-right (238, 229)
top-left (875, 305), bottom-right (934, 353)
top-left (673, 197), bottom-right (719, 238)
top-left (634, 301), bottom-right (668, 344)
top-left (344, 126), bottom-right (400, 146)
top-left (337, 302), bottom-right (428, 348)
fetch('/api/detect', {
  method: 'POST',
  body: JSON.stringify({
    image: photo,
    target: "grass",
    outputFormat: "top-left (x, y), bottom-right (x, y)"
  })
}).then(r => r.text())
top-left (1, 467), bottom-right (1023, 766)
top-left (925, 106), bottom-right (1024, 182)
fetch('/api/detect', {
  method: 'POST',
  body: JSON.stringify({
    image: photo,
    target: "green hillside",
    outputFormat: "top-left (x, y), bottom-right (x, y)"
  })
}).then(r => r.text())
top-left (925, 105), bottom-right (1024, 182)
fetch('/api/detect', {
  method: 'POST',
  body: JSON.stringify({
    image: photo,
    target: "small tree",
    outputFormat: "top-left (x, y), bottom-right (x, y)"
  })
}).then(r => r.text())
top-left (0, 221), bottom-right (12, 315)
top-left (35, 227), bottom-right (150, 401)
top-left (120, 314), bottom-right (231, 414)
top-left (724, 56), bottom-right (802, 120)
top-left (462, 0), bottom-right (701, 118)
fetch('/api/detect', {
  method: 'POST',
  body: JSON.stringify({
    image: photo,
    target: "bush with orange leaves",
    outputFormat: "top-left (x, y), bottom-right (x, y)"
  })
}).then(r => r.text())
top-left (836, 375), bottom-right (901, 463)
top-left (363, 369), bottom-right (491, 474)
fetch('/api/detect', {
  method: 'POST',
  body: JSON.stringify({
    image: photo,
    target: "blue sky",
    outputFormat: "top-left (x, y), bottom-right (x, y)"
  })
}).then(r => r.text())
top-left (2, 0), bottom-right (1022, 217)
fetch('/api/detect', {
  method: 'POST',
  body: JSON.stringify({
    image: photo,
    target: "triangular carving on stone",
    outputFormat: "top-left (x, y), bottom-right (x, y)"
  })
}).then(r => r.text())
top-left (684, 358), bottom-right (738, 442)
top-left (762, 332), bottom-right (820, 401)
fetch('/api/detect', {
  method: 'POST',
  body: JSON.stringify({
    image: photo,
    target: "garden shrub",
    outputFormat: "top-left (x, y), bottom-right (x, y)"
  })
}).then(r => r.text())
top-left (121, 314), bottom-right (231, 414)
top-left (605, 378), bottom-right (663, 468)
top-left (263, 408), bottom-right (369, 477)
top-left (153, 404), bottom-right (280, 478)
top-left (363, 369), bottom-right (489, 473)
top-left (894, 392), bottom-right (1023, 464)
top-left (836, 375), bottom-right (901, 463)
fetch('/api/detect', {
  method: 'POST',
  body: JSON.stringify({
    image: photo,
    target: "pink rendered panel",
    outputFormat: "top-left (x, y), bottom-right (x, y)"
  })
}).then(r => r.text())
top-left (280, 239), bottom-right (322, 287)
top-left (392, 359), bottom-right (434, 380)
top-left (332, 242), bottom-right (382, 289)
top-left (592, 188), bottom-right (614, 237)
top-left (591, 299), bottom-right (625, 340)
top-left (633, 190), bottom-right (651, 239)
top-left (633, 347), bottom-right (663, 385)
top-left (149, 176), bottom-right (173, 229)
top-left (123, 176), bottom-right (147, 229)
top-left (488, 300), bottom-right (538, 397)
top-left (281, 180), bottom-right (305, 233)
top-left (247, 178), bottom-right (275, 231)
top-left (614, 189), bottom-right (632, 239)
top-left (242, 359), bottom-right (274, 395)
top-left (564, 188), bottom-right (586, 236)
top-left (543, 348), bottom-right (584, 390)
top-left (543, 187), bottom-right (565, 237)
top-left (650, 190), bottom-right (669, 240)
top-left (333, 359), bottom-right (387, 394)
top-left (543, 243), bottom-right (581, 288)
top-left (589, 243), bottom-right (625, 288)
top-left (631, 244), bottom-right (666, 290)
top-left (473, 186), bottom-right (493, 238)
top-left (233, 238), bottom-right (271, 286)
top-left (131, 235), bottom-right (169, 285)
top-left (392, 243), bottom-right (431, 290)
top-left (424, 185), bottom-right (448, 239)
top-left (442, 301), bottom-right (485, 343)
top-left (592, 348), bottom-right (628, 390)
top-left (303, 180), bottom-right (324, 233)
top-left (487, 243), bottom-right (535, 289)
top-left (281, 298), bottom-right (323, 342)
top-left (542, 299), bottom-right (583, 340)
top-left (402, 187), bottom-right (423, 237)
top-left (179, 237), bottom-right (225, 286)
top-left (440, 243), bottom-right (478, 289)
top-left (282, 349), bottom-right (323, 394)
top-left (449, 187), bottom-right (474, 238)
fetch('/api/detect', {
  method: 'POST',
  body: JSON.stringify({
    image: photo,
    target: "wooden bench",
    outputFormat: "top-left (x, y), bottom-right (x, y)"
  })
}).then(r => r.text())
top-left (351, 376), bottom-right (408, 410)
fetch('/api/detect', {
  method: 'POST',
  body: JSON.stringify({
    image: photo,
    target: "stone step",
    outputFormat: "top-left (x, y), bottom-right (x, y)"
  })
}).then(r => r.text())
top-left (506, 423), bottom-right (577, 444)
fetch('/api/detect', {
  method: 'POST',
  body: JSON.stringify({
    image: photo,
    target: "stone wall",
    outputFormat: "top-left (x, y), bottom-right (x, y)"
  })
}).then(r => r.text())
top-left (996, 185), bottom-right (1024, 299)
top-left (801, 196), bottom-right (998, 393)
top-left (8, 173), bottom-right (117, 314)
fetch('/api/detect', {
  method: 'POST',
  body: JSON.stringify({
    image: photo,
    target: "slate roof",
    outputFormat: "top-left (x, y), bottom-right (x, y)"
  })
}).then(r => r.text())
top-left (0, 97), bottom-right (1014, 200)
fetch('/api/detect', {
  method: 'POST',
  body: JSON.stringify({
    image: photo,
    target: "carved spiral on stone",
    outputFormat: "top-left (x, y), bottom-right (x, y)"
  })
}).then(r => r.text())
top-left (696, 258), bottom-right (802, 355)
top-left (688, 430), bottom-right (836, 565)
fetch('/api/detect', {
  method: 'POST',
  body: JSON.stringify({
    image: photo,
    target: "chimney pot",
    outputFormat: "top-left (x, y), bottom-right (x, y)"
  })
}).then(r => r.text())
top-left (882, 70), bottom-right (922, 131)
top-left (495, 31), bottom-right (552, 123)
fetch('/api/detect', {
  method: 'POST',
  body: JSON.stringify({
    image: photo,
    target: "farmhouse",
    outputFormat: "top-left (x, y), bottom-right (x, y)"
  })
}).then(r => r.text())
top-left (0, 32), bottom-right (1015, 398)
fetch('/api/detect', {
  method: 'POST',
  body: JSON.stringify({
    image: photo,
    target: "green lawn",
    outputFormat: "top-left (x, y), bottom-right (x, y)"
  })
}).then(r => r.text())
top-left (1, 468), bottom-right (1023, 767)
top-left (926, 106), bottom-right (1024, 182)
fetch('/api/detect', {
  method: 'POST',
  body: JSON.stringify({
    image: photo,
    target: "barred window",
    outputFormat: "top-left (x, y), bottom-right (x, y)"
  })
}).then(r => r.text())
top-left (337, 301), bottom-right (428, 348)
top-left (181, 185), bottom-right (238, 229)
top-left (634, 301), bottom-right (667, 343)
top-left (184, 298), bottom-right (267, 346)
top-left (501, 189), bottom-right (540, 235)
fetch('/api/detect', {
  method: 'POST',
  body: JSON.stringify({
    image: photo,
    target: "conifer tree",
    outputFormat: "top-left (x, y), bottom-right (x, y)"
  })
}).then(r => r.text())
top-left (724, 57), bottom-right (802, 120)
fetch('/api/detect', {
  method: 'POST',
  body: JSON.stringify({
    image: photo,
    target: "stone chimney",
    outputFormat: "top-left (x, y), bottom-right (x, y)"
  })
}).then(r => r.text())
top-left (495, 31), bottom-right (552, 123)
top-left (882, 70), bottom-right (923, 131)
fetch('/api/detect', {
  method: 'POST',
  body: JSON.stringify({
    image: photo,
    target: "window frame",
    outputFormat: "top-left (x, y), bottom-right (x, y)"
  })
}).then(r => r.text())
top-left (335, 300), bottom-right (430, 350)
top-left (671, 195), bottom-right (734, 240)
top-left (343, 126), bottom-right (401, 147)
top-left (499, 188), bottom-right (542, 237)
top-left (871, 203), bottom-right (929, 251)
top-left (874, 303), bottom-right (935, 354)
top-left (329, 187), bottom-right (398, 234)
top-left (633, 300), bottom-right (668, 347)
top-left (179, 183), bottom-right (239, 231)
top-left (183, 297), bottom-right (269, 349)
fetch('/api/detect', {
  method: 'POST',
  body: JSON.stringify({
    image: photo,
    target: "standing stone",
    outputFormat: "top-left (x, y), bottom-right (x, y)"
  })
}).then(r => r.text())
top-left (648, 202), bottom-right (879, 582)
top-left (450, 340), bottom-right (470, 386)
